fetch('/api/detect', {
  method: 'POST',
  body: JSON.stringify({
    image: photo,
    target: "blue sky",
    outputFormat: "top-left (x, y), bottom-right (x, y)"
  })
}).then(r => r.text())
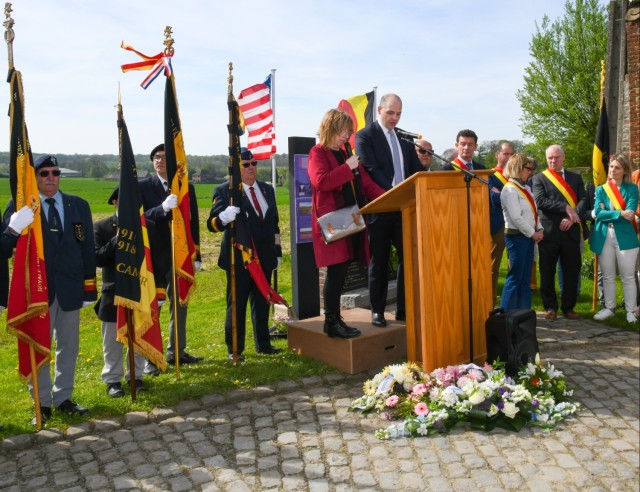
top-left (1, 1), bottom-right (587, 157)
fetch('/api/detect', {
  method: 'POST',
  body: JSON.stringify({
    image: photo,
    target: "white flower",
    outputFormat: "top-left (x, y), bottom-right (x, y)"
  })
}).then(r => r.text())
top-left (441, 387), bottom-right (460, 407)
top-left (488, 404), bottom-right (499, 417)
top-left (501, 401), bottom-right (519, 419)
top-left (417, 423), bottom-right (429, 436)
top-left (468, 388), bottom-right (486, 405)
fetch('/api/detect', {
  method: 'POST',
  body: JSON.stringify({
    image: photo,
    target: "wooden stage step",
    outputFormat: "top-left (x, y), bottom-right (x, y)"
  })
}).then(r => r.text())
top-left (287, 308), bottom-right (407, 374)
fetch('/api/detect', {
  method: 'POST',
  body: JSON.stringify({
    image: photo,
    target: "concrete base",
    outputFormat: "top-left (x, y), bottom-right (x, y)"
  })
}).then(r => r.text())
top-left (340, 279), bottom-right (398, 309)
top-left (287, 308), bottom-right (406, 374)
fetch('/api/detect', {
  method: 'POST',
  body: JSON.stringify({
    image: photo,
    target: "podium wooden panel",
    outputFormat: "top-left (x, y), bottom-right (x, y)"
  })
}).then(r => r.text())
top-left (359, 170), bottom-right (492, 371)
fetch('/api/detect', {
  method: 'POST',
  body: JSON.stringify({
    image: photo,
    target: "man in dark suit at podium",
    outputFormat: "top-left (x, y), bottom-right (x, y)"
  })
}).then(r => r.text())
top-left (355, 93), bottom-right (422, 327)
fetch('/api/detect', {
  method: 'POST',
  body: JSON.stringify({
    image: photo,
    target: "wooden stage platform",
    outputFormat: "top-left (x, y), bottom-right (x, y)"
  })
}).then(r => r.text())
top-left (287, 308), bottom-right (407, 374)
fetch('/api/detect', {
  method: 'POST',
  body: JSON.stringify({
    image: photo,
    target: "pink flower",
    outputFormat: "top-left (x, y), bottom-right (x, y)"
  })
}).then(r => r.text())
top-left (414, 402), bottom-right (429, 417)
top-left (385, 395), bottom-right (400, 407)
top-left (412, 383), bottom-right (428, 396)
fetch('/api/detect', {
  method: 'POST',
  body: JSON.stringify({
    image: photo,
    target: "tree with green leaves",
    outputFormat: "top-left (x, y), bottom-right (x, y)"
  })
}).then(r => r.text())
top-left (517, 0), bottom-right (607, 169)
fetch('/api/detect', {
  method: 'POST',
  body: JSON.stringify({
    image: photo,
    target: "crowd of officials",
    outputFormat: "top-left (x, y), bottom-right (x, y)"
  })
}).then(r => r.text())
top-left (1, 94), bottom-right (639, 425)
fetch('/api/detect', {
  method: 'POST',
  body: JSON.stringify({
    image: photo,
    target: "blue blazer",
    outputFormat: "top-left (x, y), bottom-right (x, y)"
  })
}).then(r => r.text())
top-left (590, 182), bottom-right (639, 254)
top-left (488, 171), bottom-right (506, 234)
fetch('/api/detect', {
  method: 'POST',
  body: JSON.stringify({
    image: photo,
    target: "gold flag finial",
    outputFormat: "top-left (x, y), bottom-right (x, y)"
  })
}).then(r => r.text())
top-left (163, 26), bottom-right (174, 56)
top-left (228, 62), bottom-right (233, 92)
top-left (4, 2), bottom-right (15, 69)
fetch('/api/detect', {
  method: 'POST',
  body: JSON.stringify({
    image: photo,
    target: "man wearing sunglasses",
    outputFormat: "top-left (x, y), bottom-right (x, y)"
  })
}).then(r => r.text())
top-left (3, 154), bottom-right (97, 424)
top-left (207, 148), bottom-right (282, 361)
top-left (139, 144), bottom-right (203, 375)
top-left (415, 139), bottom-right (434, 171)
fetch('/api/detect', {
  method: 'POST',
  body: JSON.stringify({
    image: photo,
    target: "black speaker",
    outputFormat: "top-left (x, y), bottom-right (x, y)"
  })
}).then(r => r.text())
top-left (485, 308), bottom-right (539, 376)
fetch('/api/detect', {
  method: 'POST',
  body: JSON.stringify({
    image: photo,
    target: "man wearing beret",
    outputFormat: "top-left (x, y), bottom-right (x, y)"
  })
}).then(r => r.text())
top-left (3, 155), bottom-right (97, 424)
top-left (207, 148), bottom-right (282, 361)
top-left (94, 188), bottom-right (148, 397)
top-left (138, 144), bottom-right (202, 375)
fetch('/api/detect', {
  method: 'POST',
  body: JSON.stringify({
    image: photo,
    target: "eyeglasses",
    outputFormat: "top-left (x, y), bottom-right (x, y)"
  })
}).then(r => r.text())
top-left (524, 166), bottom-right (536, 172)
top-left (153, 154), bottom-right (166, 161)
top-left (38, 169), bottom-right (61, 177)
top-left (416, 148), bottom-right (431, 155)
top-left (242, 161), bottom-right (258, 168)
top-left (340, 129), bottom-right (354, 137)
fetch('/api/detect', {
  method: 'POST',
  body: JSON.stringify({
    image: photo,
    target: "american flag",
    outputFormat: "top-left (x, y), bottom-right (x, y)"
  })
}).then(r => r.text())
top-left (238, 74), bottom-right (276, 160)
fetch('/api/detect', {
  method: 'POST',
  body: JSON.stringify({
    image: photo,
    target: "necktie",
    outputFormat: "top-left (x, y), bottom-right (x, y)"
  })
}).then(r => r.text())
top-left (389, 130), bottom-right (402, 186)
top-left (45, 198), bottom-right (63, 239)
top-left (249, 186), bottom-right (263, 221)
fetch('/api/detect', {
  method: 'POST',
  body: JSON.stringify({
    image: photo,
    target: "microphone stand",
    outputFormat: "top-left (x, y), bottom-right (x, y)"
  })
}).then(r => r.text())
top-left (401, 136), bottom-right (488, 365)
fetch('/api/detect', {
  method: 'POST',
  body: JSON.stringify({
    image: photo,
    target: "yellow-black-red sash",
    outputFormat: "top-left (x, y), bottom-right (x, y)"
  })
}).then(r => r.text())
top-left (505, 181), bottom-right (538, 225)
top-left (493, 167), bottom-right (507, 186)
top-left (603, 180), bottom-right (639, 234)
top-left (542, 169), bottom-right (578, 208)
top-left (452, 157), bottom-right (469, 171)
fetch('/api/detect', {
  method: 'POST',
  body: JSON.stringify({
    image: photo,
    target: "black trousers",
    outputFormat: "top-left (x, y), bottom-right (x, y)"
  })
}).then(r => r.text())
top-left (538, 236), bottom-right (581, 312)
top-left (367, 212), bottom-right (404, 314)
top-left (224, 263), bottom-right (272, 354)
top-left (323, 261), bottom-right (350, 317)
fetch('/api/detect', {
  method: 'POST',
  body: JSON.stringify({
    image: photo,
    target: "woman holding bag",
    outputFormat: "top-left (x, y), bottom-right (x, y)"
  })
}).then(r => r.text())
top-left (308, 109), bottom-right (385, 339)
top-left (591, 154), bottom-right (639, 324)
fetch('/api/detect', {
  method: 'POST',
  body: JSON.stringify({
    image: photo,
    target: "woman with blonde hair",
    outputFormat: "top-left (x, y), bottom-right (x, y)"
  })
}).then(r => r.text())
top-left (499, 154), bottom-right (544, 310)
top-left (591, 154), bottom-right (639, 323)
top-left (308, 109), bottom-right (385, 338)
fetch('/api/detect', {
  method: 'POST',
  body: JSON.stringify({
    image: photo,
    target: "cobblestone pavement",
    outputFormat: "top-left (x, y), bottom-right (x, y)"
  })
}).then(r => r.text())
top-left (0, 315), bottom-right (638, 491)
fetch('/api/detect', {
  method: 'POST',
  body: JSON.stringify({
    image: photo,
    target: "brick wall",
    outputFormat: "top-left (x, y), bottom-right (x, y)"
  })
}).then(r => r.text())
top-left (626, 9), bottom-right (640, 168)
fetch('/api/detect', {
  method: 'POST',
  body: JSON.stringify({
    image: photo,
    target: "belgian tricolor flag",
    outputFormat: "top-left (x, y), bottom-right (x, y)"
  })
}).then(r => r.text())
top-left (338, 91), bottom-right (374, 148)
top-left (592, 100), bottom-right (609, 186)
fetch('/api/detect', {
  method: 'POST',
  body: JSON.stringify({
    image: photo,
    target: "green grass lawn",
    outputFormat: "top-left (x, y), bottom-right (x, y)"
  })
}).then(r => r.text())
top-left (0, 178), bottom-right (636, 437)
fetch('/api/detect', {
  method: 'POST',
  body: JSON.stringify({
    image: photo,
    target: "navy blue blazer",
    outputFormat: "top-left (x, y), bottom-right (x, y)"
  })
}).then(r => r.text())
top-left (4, 192), bottom-right (96, 310)
top-left (355, 121), bottom-right (423, 191)
top-left (207, 180), bottom-right (281, 272)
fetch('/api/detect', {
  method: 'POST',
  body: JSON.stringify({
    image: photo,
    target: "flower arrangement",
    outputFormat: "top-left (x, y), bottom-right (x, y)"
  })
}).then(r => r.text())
top-left (349, 354), bottom-right (581, 440)
top-left (269, 313), bottom-right (290, 336)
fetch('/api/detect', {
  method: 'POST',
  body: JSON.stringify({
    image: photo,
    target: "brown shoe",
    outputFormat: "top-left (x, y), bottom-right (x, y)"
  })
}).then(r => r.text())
top-left (544, 310), bottom-right (557, 320)
top-left (563, 310), bottom-right (580, 320)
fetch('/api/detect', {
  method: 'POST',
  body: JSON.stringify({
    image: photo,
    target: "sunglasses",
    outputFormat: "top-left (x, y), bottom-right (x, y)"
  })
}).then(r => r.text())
top-left (38, 169), bottom-right (61, 177)
top-left (416, 148), bottom-right (431, 155)
top-left (242, 161), bottom-right (258, 168)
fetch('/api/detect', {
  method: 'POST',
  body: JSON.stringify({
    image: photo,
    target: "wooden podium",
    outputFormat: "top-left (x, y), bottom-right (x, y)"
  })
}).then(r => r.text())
top-left (359, 170), bottom-right (492, 371)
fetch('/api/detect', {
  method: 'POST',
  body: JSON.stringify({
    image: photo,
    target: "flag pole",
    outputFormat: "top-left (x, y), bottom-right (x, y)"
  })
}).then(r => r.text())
top-left (592, 60), bottom-right (606, 311)
top-left (228, 63), bottom-right (239, 365)
top-left (5, 2), bottom-right (44, 430)
top-left (269, 68), bottom-right (278, 322)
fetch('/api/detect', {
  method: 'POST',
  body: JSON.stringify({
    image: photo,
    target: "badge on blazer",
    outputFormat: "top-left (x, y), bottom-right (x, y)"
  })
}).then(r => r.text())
top-left (73, 223), bottom-right (85, 242)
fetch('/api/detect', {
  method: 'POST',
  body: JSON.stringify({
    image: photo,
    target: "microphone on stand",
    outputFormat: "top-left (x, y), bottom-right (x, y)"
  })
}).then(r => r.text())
top-left (344, 142), bottom-right (359, 176)
top-left (395, 128), bottom-right (422, 140)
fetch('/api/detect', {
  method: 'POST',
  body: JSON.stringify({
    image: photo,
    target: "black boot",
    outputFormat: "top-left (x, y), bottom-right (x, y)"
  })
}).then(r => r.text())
top-left (324, 315), bottom-right (360, 339)
top-left (336, 316), bottom-right (361, 336)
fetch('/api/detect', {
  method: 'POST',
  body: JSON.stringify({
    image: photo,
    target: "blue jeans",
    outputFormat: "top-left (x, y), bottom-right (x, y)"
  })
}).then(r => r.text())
top-left (500, 234), bottom-right (535, 311)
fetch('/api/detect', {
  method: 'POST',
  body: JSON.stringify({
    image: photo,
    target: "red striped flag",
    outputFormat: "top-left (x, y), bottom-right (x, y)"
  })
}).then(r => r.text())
top-left (238, 75), bottom-right (276, 160)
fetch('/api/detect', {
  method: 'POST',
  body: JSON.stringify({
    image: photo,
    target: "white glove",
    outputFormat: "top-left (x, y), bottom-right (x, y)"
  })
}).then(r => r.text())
top-left (0, 306), bottom-right (5, 314)
top-left (157, 299), bottom-right (166, 307)
top-left (219, 205), bottom-right (240, 225)
top-left (276, 257), bottom-right (282, 269)
top-left (195, 261), bottom-right (202, 272)
top-left (162, 194), bottom-right (178, 213)
top-left (8, 206), bottom-right (35, 234)
top-left (82, 301), bottom-right (94, 308)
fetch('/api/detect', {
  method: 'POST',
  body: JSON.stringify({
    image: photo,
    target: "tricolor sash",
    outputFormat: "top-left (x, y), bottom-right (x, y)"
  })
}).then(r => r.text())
top-left (603, 180), bottom-right (639, 234)
top-left (493, 167), bottom-right (507, 186)
top-left (542, 169), bottom-right (578, 208)
top-left (505, 181), bottom-right (538, 225)
top-left (452, 157), bottom-right (469, 171)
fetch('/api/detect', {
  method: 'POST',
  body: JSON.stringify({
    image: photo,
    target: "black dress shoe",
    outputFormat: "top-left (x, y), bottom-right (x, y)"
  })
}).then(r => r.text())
top-left (56, 400), bottom-right (89, 416)
top-left (371, 312), bottom-right (387, 327)
top-left (30, 406), bottom-right (52, 426)
top-left (168, 352), bottom-right (204, 364)
top-left (106, 382), bottom-right (125, 398)
top-left (258, 347), bottom-right (283, 355)
top-left (395, 310), bottom-right (406, 321)
top-left (325, 316), bottom-right (361, 339)
top-left (133, 379), bottom-right (147, 393)
top-left (228, 353), bottom-right (245, 362)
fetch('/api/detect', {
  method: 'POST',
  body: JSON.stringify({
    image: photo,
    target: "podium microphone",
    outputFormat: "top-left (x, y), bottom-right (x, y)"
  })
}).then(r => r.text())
top-left (395, 128), bottom-right (422, 140)
top-left (344, 142), bottom-right (359, 176)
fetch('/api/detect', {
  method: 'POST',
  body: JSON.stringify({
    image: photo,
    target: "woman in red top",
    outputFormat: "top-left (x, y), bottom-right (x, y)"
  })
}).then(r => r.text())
top-left (308, 109), bottom-right (385, 338)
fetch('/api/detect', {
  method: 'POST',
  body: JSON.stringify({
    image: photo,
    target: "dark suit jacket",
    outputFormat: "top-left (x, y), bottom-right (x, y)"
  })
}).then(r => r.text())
top-left (355, 121), bottom-right (423, 191)
top-left (0, 228), bottom-right (17, 307)
top-left (207, 180), bottom-right (281, 272)
top-left (441, 159), bottom-right (487, 171)
top-left (138, 175), bottom-right (201, 277)
top-left (532, 169), bottom-right (587, 243)
top-left (4, 193), bottom-right (97, 310)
